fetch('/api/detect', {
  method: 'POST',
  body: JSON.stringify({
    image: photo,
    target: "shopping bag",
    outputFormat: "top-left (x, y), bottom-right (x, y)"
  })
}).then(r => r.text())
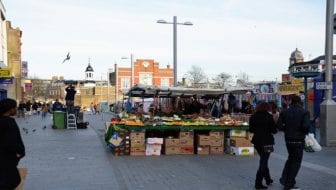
top-left (15, 168), bottom-right (28, 190)
top-left (305, 133), bottom-right (322, 152)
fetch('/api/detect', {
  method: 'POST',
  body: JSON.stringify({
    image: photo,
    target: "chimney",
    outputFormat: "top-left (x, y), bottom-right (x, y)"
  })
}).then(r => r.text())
top-left (182, 78), bottom-right (186, 86)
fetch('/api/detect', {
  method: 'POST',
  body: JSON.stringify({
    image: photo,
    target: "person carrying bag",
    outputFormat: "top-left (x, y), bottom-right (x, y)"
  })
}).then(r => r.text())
top-left (249, 102), bottom-right (277, 189)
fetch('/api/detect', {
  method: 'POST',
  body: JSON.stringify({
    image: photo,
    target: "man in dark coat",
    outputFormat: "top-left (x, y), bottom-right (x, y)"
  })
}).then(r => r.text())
top-left (65, 84), bottom-right (77, 113)
top-left (0, 98), bottom-right (26, 189)
top-left (277, 95), bottom-right (310, 190)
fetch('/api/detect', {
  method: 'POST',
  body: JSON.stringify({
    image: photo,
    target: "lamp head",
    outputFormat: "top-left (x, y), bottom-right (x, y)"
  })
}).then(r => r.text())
top-left (183, 21), bottom-right (193, 26)
top-left (157, 19), bottom-right (167, 24)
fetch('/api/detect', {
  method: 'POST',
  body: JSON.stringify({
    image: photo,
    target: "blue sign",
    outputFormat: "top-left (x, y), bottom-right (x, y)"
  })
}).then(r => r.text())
top-left (0, 77), bottom-right (13, 84)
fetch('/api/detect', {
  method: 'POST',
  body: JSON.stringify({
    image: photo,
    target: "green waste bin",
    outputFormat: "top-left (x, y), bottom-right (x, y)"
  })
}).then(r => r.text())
top-left (53, 111), bottom-right (66, 129)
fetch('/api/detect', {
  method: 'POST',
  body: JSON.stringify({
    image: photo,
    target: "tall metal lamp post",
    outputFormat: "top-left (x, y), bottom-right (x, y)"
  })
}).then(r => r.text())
top-left (121, 54), bottom-right (134, 88)
top-left (157, 16), bottom-right (193, 87)
top-left (320, 0), bottom-right (336, 146)
top-left (289, 61), bottom-right (320, 110)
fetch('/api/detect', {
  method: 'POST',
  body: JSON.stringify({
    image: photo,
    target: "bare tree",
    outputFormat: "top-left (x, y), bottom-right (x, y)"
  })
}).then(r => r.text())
top-left (212, 72), bottom-right (232, 88)
top-left (236, 72), bottom-right (251, 87)
top-left (187, 65), bottom-right (207, 87)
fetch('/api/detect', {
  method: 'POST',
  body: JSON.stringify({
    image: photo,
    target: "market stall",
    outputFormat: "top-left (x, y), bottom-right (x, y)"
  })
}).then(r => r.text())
top-left (105, 85), bottom-right (254, 156)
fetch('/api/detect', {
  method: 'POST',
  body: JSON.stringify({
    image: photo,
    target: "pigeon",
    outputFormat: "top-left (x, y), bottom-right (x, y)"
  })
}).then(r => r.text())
top-left (62, 52), bottom-right (71, 63)
top-left (32, 129), bottom-right (36, 133)
top-left (43, 125), bottom-right (47, 130)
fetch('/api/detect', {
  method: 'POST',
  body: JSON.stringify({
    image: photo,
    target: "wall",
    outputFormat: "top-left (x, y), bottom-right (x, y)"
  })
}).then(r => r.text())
top-left (6, 21), bottom-right (22, 102)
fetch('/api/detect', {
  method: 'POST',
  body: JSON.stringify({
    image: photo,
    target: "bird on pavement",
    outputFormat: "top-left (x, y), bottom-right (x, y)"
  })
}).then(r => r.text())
top-left (43, 125), bottom-right (47, 130)
top-left (62, 52), bottom-right (71, 63)
top-left (32, 129), bottom-right (36, 133)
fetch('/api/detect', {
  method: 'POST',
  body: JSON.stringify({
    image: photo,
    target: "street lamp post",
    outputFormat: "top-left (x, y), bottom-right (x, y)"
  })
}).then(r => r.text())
top-left (320, 0), bottom-right (336, 146)
top-left (157, 16), bottom-right (193, 87)
top-left (121, 54), bottom-right (134, 87)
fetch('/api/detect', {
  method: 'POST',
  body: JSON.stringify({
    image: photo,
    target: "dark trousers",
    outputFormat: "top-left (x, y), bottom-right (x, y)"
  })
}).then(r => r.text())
top-left (281, 142), bottom-right (304, 189)
top-left (66, 100), bottom-right (74, 114)
top-left (255, 146), bottom-right (271, 175)
top-left (0, 166), bottom-right (21, 190)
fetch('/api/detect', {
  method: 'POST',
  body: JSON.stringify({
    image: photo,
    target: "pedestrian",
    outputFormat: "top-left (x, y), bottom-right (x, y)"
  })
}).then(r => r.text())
top-left (52, 99), bottom-right (63, 112)
top-left (0, 98), bottom-right (26, 189)
top-left (249, 101), bottom-right (277, 189)
top-left (17, 100), bottom-right (26, 118)
top-left (90, 102), bottom-right (95, 114)
top-left (269, 101), bottom-right (280, 123)
top-left (41, 104), bottom-right (48, 119)
top-left (277, 95), bottom-right (310, 190)
top-left (93, 103), bottom-right (97, 114)
top-left (65, 84), bottom-right (77, 113)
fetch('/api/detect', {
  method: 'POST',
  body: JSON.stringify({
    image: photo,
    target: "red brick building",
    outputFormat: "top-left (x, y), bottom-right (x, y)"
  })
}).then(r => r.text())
top-left (115, 59), bottom-right (173, 98)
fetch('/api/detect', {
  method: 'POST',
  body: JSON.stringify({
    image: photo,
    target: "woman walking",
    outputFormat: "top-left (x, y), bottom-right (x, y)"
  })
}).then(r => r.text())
top-left (0, 98), bottom-right (26, 189)
top-left (249, 102), bottom-right (277, 189)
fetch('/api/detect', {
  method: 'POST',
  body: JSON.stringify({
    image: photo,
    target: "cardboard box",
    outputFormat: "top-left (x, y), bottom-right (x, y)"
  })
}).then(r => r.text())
top-left (131, 139), bottom-right (145, 148)
top-left (165, 147), bottom-right (180, 155)
top-left (197, 146), bottom-right (210, 155)
top-left (209, 131), bottom-right (224, 139)
top-left (180, 138), bottom-right (193, 146)
top-left (165, 138), bottom-right (180, 147)
top-left (180, 146), bottom-right (194, 154)
top-left (197, 135), bottom-right (210, 146)
top-left (210, 146), bottom-right (224, 155)
top-left (180, 131), bottom-right (194, 138)
top-left (145, 148), bottom-right (161, 156)
top-left (147, 138), bottom-right (164, 145)
top-left (130, 147), bottom-right (146, 156)
top-left (230, 138), bottom-right (252, 147)
top-left (230, 146), bottom-right (254, 156)
top-left (229, 130), bottom-right (247, 137)
top-left (246, 132), bottom-right (254, 140)
top-left (130, 132), bottom-right (145, 140)
top-left (146, 144), bottom-right (162, 150)
top-left (210, 139), bottom-right (224, 147)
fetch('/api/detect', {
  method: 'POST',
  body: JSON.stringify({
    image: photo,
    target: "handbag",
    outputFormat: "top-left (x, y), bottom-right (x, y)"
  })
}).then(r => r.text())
top-left (263, 145), bottom-right (274, 153)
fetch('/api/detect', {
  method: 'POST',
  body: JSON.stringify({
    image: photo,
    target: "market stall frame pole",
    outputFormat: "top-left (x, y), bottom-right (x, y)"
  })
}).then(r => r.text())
top-left (320, 0), bottom-right (336, 146)
top-left (157, 16), bottom-right (193, 87)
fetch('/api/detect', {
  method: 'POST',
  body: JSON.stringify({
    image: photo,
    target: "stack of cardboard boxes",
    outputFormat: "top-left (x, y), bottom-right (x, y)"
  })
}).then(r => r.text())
top-left (130, 131), bottom-right (146, 156)
top-left (209, 131), bottom-right (224, 155)
top-left (197, 134), bottom-right (210, 155)
top-left (164, 138), bottom-right (181, 155)
top-left (146, 138), bottom-right (164, 156)
top-left (229, 130), bottom-right (254, 156)
top-left (179, 131), bottom-right (194, 154)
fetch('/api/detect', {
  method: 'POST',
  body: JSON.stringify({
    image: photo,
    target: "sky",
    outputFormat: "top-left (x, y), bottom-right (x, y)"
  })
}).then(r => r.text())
top-left (4, 0), bottom-right (328, 82)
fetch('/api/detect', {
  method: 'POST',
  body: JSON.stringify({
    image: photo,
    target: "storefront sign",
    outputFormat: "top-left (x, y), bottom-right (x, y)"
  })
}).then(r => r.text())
top-left (0, 77), bottom-right (13, 84)
top-left (0, 68), bottom-right (11, 78)
top-left (25, 83), bottom-right (32, 90)
top-left (316, 82), bottom-right (333, 90)
top-left (278, 84), bottom-right (304, 94)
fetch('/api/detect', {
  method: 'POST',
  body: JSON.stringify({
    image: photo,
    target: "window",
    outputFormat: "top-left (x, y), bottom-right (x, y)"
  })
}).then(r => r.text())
top-left (121, 77), bottom-right (131, 89)
top-left (161, 78), bottom-right (169, 87)
top-left (139, 73), bottom-right (153, 85)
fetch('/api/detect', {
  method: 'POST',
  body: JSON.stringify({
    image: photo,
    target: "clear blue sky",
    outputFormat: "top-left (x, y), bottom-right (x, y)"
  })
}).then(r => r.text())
top-left (4, 0), bottom-right (327, 82)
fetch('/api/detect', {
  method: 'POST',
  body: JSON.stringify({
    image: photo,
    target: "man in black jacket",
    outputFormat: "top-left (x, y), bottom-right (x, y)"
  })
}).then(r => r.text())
top-left (0, 98), bottom-right (26, 189)
top-left (65, 84), bottom-right (77, 113)
top-left (277, 95), bottom-right (310, 190)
